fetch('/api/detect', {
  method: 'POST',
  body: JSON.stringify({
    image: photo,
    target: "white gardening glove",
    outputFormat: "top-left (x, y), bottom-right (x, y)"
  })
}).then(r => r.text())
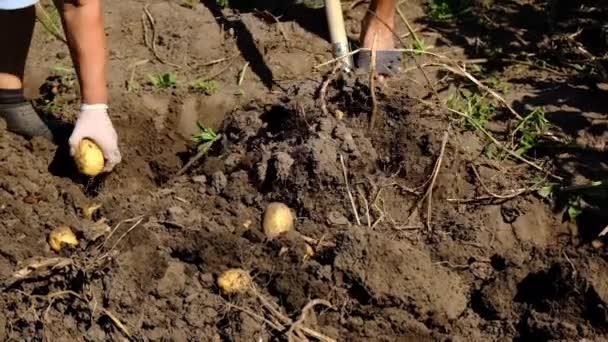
top-left (68, 104), bottom-right (122, 172)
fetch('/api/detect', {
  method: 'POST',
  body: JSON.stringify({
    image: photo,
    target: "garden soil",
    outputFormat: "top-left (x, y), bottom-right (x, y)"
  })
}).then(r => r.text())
top-left (1, 0), bottom-right (608, 341)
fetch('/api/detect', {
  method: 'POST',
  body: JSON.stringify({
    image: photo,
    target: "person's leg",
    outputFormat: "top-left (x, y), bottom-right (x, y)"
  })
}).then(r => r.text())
top-left (357, 0), bottom-right (401, 75)
top-left (0, 4), bottom-right (54, 140)
top-left (360, 0), bottom-right (396, 50)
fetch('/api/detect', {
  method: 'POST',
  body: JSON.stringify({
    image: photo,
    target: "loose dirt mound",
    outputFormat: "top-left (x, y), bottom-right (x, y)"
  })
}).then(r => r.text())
top-left (2, 0), bottom-right (608, 341)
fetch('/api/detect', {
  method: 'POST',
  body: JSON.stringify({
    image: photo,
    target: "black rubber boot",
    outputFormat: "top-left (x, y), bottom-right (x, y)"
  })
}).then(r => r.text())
top-left (0, 101), bottom-right (54, 140)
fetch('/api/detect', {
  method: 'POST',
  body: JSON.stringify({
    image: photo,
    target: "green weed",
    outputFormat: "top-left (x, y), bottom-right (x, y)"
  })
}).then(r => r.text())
top-left (148, 73), bottom-right (177, 89)
top-left (192, 122), bottom-right (219, 152)
top-left (510, 107), bottom-right (550, 156)
top-left (447, 92), bottom-right (496, 130)
top-left (411, 38), bottom-right (427, 54)
top-left (189, 79), bottom-right (218, 95)
top-left (50, 64), bottom-right (76, 88)
top-left (426, 0), bottom-right (471, 21)
top-left (36, 3), bottom-right (65, 42)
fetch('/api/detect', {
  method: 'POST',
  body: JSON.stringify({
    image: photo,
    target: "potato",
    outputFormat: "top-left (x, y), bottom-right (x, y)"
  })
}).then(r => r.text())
top-left (217, 268), bottom-right (251, 294)
top-left (48, 225), bottom-right (78, 252)
top-left (82, 203), bottom-right (102, 220)
top-left (262, 202), bottom-right (294, 239)
top-left (74, 138), bottom-right (105, 176)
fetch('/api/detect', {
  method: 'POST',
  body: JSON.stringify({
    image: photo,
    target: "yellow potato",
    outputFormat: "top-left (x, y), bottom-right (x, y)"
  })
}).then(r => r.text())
top-left (217, 268), bottom-right (251, 294)
top-left (82, 203), bottom-right (102, 220)
top-left (262, 202), bottom-right (294, 239)
top-left (48, 225), bottom-right (78, 252)
top-left (74, 138), bottom-right (105, 176)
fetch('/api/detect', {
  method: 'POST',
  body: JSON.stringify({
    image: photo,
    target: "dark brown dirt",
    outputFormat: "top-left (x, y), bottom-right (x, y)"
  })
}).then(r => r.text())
top-left (2, 0), bottom-right (608, 341)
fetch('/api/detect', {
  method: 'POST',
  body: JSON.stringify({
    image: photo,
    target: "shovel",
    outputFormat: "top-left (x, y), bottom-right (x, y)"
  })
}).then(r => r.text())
top-left (325, 0), bottom-right (353, 71)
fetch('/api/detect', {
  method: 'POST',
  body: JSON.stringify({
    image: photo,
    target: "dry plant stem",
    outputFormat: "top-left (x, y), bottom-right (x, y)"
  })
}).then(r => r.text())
top-left (418, 131), bottom-right (449, 230)
top-left (202, 58), bottom-right (237, 82)
top-left (143, 5), bottom-right (181, 68)
top-left (598, 225), bottom-right (608, 237)
top-left (314, 48), bottom-right (361, 70)
top-left (261, 10), bottom-right (290, 43)
top-left (249, 284), bottom-right (336, 341)
top-left (288, 299), bottom-right (336, 342)
top-left (253, 290), bottom-right (292, 326)
top-left (299, 327), bottom-right (337, 342)
top-left (357, 186), bottom-right (372, 228)
top-left (340, 154), bottom-right (362, 225)
top-left (446, 191), bottom-right (528, 203)
top-left (29, 290), bottom-right (131, 338)
top-left (2, 258), bottom-right (72, 290)
top-left (320, 65), bottom-right (340, 117)
top-left (200, 54), bottom-right (237, 67)
top-left (313, 47), bottom-right (445, 70)
top-left (226, 303), bottom-right (285, 331)
top-left (470, 164), bottom-right (528, 199)
top-left (369, 34), bottom-right (379, 128)
top-left (98, 215), bottom-right (145, 252)
top-left (238, 62), bottom-right (250, 87)
top-left (349, 0), bottom-right (368, 10)
top-left (396, 6), bottom-right (421, 48)
top-left (96, 216), bottom-right (145, 263)
top-left (127, 59), bottom-right (149, 89)
top-left (562, 250), bottom-right (578, 276)
top-left (291, 299), bottom-right (333, 328)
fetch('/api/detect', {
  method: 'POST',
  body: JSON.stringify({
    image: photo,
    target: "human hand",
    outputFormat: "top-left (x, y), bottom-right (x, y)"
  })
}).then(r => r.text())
top-left (68, 104), bottom-right (121, 172)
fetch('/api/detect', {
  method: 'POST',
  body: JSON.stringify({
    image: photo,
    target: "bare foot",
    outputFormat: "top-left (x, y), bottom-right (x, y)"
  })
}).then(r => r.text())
top-left (360, 11), bottom-right (395, 51)
top-left (357, 12), bottom-right (402, 77)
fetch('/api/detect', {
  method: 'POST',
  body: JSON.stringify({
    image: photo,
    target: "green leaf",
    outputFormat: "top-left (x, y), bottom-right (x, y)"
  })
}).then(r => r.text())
top-left (537, 185), bottom-right (554, 199)
top-left (567, 205), bottom-right (583, 220)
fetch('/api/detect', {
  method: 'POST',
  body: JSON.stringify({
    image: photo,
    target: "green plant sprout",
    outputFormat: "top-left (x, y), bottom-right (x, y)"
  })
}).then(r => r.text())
top-left (148, 73), bottom-right (177, 88)
top-left (510, 107), bottom-right (550, 156)
top-left (192, 121), bottom-right (219, 152)
top-left (189, 79), bottom-right (218, 95)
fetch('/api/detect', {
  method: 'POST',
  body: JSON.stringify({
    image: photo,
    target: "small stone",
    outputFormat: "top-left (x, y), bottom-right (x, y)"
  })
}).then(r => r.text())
top-left (592, 239), bottom-right (605, 249)
top-left (167, 206), bottom-right (186, 222)
top-left (225, 153), bottom-right (242, 170)
top-left (211, 171), bottom-right (227, 193)
top-left (327, 211), bottom-right (349, 225)
top-left (270, 152), bottom-right (294, 180)
top-left (85, 324), bottom-right (106, 341)
top-left (192, 175), bottom-right (207, 184)
top-left (199, 273), bottom-right (214, 288)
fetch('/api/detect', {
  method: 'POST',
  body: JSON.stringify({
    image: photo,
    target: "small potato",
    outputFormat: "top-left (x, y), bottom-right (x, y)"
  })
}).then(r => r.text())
top-left (48, 225), bottom-right (78, 252)
top-left (262, 202), bottom-right (294, 239)
top-left (217, 268), bottom-right (251, 294)
top-left (82, 203), bottom-right (102, 220)
top-left (74, 138), bottom-right (105, 176)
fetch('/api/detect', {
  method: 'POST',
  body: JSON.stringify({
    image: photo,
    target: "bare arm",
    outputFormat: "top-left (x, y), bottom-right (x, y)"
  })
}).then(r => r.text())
top-left (54, 0), bottom-right (108, 104)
